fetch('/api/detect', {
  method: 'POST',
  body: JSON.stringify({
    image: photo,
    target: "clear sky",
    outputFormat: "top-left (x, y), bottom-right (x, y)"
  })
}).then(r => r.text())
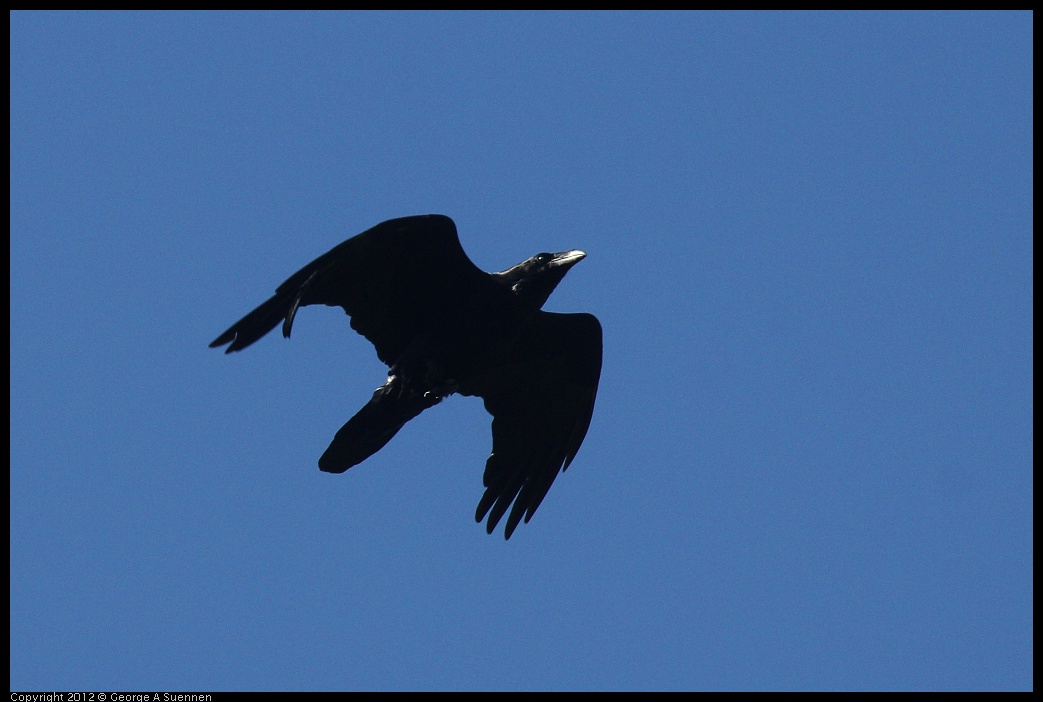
top-left (10, 11), bottom-right (1032, 692)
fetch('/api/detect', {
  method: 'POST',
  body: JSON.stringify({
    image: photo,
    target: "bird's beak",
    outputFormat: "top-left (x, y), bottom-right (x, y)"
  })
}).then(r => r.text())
top-left (550, 250), bottom-right (586, 269)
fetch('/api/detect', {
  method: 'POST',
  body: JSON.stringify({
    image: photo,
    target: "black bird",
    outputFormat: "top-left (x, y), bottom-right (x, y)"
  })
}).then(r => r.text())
top-left (210, 214), bottom-right (602, 539)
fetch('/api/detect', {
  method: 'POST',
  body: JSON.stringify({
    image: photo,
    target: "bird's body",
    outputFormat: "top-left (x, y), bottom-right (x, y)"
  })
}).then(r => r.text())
top-left (210, 214), bottom-right (601, 538)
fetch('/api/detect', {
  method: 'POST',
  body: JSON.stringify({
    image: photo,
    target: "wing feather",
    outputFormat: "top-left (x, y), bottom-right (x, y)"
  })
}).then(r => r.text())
top-left (473, 312), bottom-right (602, 538)
top-left (209, 214), bottom-right (492, 365)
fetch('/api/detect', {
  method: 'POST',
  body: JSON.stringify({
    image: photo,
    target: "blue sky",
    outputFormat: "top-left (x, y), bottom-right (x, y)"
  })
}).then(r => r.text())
top-left (10, 11), bottom-right (1032, 691)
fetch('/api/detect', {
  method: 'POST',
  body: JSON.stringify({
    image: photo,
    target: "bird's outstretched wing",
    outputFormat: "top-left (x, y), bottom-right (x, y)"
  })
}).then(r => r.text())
top-left (209, 214), bottom-right (493, 366)
top-left (472, 311), bottom-right (602, 539)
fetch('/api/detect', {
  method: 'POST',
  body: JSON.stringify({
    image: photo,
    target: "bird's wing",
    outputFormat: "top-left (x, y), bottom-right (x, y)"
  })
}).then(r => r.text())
top-left (209, 214), bottom-right (493, 365)
top-left (472, 311), bottom-right (602, 539)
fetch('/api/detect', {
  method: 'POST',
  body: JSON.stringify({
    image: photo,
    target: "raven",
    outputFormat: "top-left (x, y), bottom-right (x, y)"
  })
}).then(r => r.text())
top-left (210, 214), bottom-right (602, 539)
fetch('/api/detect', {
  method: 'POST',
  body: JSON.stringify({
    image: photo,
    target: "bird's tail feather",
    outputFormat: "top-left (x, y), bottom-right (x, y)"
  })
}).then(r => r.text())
top-left (319, 383), bottom-right (441, 473)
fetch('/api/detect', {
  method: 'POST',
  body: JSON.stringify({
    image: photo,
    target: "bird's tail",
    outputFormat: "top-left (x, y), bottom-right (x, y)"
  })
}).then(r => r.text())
top-left (319, 379), bottom-right (442, 473)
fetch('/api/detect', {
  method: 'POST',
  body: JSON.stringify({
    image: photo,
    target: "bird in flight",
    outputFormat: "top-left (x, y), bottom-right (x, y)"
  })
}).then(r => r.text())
top-left (210, 214), bottom-right (602, 539)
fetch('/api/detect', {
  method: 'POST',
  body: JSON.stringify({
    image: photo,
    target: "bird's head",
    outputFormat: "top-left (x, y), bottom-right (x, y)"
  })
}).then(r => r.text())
top-left (493, 250), bottom-right (587, 309)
